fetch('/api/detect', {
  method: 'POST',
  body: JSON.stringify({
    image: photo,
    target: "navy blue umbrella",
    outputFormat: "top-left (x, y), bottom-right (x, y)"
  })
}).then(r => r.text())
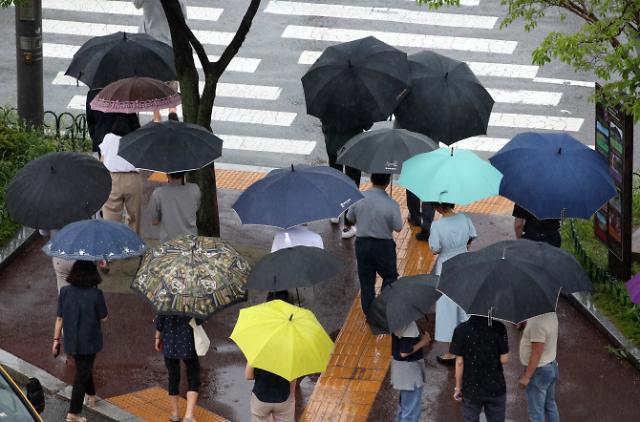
top-left (42, 219), bottom-right (146, 261)
top-left (232, 165), bottom-right (364, 228)
top-left (489, 132), bottom-right (616, 219)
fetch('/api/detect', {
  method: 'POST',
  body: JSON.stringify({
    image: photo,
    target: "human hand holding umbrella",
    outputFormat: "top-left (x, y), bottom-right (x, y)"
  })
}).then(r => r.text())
top-left (42, 219), bottom-right (146, 261)
top-left (5, 152), bottom-right (111, 230)
top-left (437, 239), bottom-right (591, 324)
top-left (89, 76), bottom-right (181, 114)
top-left (398, 147), bottom-right (503, 205)
top-left (232, 165), bottom-right (364, 228)
top-left (230, 300), bottom-right (334, 381)
top-left (490, 132), bottom-right (616, 219)
top-left (131, 235), bottom-right (251, 319)
top-left (367, 275), bottom-right (441, 335)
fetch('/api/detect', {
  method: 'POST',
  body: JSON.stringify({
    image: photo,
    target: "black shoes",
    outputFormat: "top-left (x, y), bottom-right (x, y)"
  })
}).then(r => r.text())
top-left (407, 215), bottom-right (421, 227)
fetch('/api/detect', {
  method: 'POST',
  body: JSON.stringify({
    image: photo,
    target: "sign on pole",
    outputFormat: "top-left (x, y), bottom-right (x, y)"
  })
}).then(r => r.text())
top-left (593, 84), bottom-right (634, 280)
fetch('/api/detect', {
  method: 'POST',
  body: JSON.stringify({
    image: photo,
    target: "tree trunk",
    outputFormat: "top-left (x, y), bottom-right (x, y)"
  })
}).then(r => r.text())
top-left (160, 0), bottom-right (262, 237)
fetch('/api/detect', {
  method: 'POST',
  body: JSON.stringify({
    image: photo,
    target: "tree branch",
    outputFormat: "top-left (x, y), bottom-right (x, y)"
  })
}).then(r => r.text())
top-left (161, 0), bottom-right (209, 67)
top-left (212, 0), bottom-right (262, 76)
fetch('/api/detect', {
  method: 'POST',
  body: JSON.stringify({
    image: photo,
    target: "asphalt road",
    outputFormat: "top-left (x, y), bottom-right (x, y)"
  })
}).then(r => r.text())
top-left (2, 0), bottom-right (636, 169)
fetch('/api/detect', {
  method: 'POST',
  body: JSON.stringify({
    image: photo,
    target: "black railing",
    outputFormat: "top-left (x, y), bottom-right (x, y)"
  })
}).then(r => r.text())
top-left (1, 107), bottom-right (90, 152)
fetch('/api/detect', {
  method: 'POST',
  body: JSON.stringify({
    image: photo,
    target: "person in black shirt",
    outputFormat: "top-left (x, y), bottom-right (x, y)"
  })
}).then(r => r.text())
top-left (450, 316), bottom-right (509, 422)
top-left (245, 365), bottom-right (294, 422)
top-left (52, 261), bottom-right (108, 422)
top-left (513, 204), bottom-right (561, 247)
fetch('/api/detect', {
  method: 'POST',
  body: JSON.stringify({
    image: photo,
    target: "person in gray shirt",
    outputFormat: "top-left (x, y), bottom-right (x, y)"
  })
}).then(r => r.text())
top-left (133, 0), bottom-right (187, 46)
top-left (151, 171), bottom-right (201, 243)
top-left (346, 173), bottom-right (402, 314)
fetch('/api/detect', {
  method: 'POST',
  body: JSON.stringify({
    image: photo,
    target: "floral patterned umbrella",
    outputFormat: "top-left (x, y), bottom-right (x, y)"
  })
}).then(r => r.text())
top-left (131, 235), bottom-right (251, 319)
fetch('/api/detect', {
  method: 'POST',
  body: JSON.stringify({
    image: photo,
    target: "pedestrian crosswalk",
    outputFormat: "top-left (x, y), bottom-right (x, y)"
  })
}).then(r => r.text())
top-left (38, 0), bottom-right (595, 166)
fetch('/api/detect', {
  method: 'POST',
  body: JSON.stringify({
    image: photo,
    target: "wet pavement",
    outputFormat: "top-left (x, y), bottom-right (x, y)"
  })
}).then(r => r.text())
top-left (0, 184), bottom-right (358, 421)
top-left (1, 182), bottom-right (639, 421)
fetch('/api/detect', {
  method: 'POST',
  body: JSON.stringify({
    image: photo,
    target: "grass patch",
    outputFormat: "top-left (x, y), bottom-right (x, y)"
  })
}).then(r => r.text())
top-left (592, 286), bottom-right (640, 347)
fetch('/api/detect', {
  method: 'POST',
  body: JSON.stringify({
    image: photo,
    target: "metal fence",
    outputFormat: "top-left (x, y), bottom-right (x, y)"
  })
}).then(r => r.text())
top-left (1, 107), bottom-right (90, 152)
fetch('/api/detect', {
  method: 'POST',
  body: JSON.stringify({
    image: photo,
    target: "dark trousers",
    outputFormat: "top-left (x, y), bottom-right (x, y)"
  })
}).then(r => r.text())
top-left (523, 231), bottom-right (561, 248)
top-left (328, 151), bottom-right (361, 188)
top-left (463, 393), bottom-right (506, 422)
top-left (165, 357), bottom-right (201, 395)
top-left (406, 190), bottom-right (434, 234)
top-left (355, 237), bottom-right (398, 313)
top-left (70, 354), bottom-right (96, 414)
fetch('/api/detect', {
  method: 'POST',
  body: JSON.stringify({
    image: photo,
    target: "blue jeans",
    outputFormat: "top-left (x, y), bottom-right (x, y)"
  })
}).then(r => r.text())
top-left (463, 393), bottom-right (506, 422)
top-left (396, 386), bottom-right (422, 422)
top-left (526, 361), bottom-right (560, 422)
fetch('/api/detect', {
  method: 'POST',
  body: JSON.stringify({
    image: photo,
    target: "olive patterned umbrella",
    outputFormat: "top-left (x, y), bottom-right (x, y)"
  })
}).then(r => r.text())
top-left (131, 235), bottom-right (251, 319)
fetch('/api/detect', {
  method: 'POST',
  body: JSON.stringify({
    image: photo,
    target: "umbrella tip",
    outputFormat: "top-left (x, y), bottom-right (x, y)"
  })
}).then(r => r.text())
top-left (444, 71), bottom-right (448, 79)
top-left (347, 59), bottom-right (353, 68)
top-left (291, 164), bottom-right (295, 172)
top-left (50, 164), bottom-right (56, 174)
top-left (289, 313), bottom-right (293, 321)
top-left (557, 147), bottom-right (562, 155)
top-left (450, 147), bottom-right (454, 157)
top-left (501, 248), bottom-right (506, 260)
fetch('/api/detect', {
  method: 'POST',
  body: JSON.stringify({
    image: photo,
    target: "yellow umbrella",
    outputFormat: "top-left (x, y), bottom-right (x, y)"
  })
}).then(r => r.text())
top-left (230, 300), bottom-right (334, 381)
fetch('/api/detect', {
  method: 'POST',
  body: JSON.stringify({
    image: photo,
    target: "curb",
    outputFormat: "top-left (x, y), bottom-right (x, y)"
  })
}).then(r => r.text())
top-left (0, 229), bottom-right (143, 421)
top-left (567, 292), bottom-right (640, 371)
top-left (0, 348), bottom-right (143, 421)
top-left (0, 226), bottom-right (37, 272)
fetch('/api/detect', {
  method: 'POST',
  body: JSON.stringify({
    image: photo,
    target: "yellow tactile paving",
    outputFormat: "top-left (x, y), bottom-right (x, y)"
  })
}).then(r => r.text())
top-left (108, 387), bottom-right (230, 422)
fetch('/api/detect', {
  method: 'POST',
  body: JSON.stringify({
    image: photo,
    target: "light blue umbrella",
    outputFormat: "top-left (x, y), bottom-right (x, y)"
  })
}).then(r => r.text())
top-left (42, 219), bottom-right (146, 261)
top-left (398, 147), bottom-right (503, 205)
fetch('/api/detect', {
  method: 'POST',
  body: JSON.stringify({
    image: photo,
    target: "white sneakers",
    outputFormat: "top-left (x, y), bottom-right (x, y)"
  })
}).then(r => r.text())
top-left (341, 225), bottom-right (357, 239)
top-left (330, 217), bottom-right (340, 224)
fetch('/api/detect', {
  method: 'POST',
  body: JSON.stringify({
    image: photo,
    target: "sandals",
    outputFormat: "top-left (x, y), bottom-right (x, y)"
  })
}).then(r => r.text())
top-left (66, 415), bottom-right (87, 422)
top-left (170, 417), bottom-right (181, 422)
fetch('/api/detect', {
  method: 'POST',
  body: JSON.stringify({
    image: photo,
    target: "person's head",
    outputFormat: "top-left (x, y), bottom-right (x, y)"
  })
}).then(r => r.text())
top-left (168, 171), bottom-right (185, 184)
top-left (66, 261), bottom-right (101, 288)
top-left (370, 173), bottom-right (391, 188)
top-left (266, 290), bottom-right (290, 303)
top-left (429, 202), bottom-right (455, 213)
top-left (111, 114), bottom-right (139, 136)
top-left (167, 112), bottom-right (180, 121)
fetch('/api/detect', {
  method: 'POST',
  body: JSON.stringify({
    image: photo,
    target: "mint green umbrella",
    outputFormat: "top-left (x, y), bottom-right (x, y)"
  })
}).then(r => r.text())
top-left (398, 148), bottom-right (502, 205)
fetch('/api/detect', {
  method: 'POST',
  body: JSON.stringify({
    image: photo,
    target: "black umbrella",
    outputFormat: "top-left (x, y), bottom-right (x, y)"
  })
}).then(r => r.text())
top-left (118, 120), bottom-right (223, 173)
top-left (301, 36), bottom-right (410, 128)
top-left (336, 128), bottom-right (438, 174)
top-left (5, 152), bottom-right (111, 230)
top-left (367, 275), bottom-right (441, 335)
top-left (245, 246), bottom-right (346, 291)
top-left (394, 50), bottom-right (494, 145)
top-left (65, 32), bottom-right (177, 89)
top-left (437, 240), bottom-right (591, 324)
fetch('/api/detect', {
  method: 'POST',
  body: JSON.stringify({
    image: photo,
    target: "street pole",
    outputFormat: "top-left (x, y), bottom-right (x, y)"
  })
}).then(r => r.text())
top-left (15, 0), bottom-right (43, 127)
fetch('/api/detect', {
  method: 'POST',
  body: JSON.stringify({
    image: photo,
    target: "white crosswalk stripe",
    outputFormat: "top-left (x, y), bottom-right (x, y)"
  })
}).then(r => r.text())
top-left (264, 1), bottom-right (498, 29)
top-left (43, 19), bottom-right (235, 46)
top-left (68, 95), bottom-right (297, 126)
top-left (282, 25), bottom-right (518, 54)
top-left (42, 0), bottom-right (223, 22)
top-left (297, 50), bottom-right (540, 79)
top-left (52, 73), bottom-right (282, 100)
top-left (43, 43), bottom-right (261, 73)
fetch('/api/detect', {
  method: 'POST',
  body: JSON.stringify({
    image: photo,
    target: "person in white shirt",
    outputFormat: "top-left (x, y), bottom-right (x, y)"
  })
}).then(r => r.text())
top-left (270, 225), bottom-right (324, 253)
top-left (99, 116), bottom-right (143, 234)
top-left (518, 312), bottom-right (560, 422)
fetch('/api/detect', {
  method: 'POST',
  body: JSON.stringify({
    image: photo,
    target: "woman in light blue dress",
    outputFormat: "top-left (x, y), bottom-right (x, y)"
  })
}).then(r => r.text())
top-left (428, 202), bottom-right (477, 364)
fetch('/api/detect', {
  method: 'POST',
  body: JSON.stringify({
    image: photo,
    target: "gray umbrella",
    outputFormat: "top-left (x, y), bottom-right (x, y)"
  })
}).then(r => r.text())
top-left (245, 246), bottom-right (346, 291)
top-left (367, 275), bottom-right (441, 335)
top-left (336, 128), bottom-right (438, 174)
top-left (438, 240), bottom-right (591, 324)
